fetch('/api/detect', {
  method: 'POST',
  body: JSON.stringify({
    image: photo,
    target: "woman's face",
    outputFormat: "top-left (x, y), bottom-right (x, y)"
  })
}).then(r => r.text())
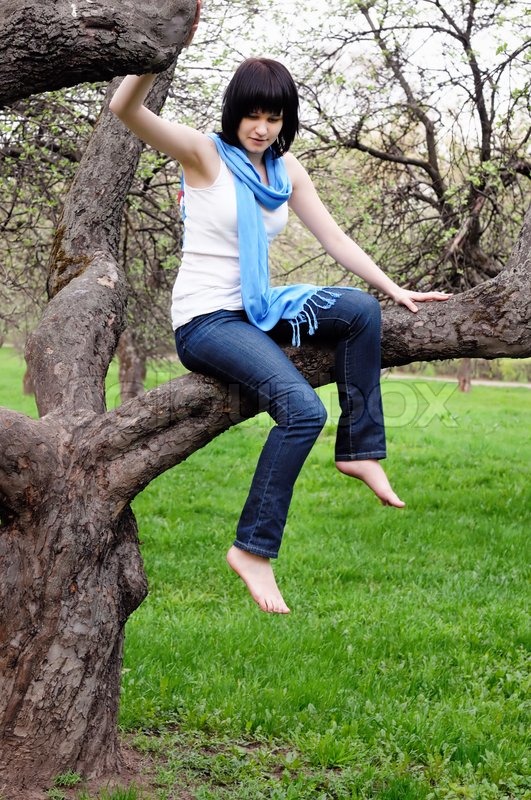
top-left (237, 110), bottom-right (284, 156)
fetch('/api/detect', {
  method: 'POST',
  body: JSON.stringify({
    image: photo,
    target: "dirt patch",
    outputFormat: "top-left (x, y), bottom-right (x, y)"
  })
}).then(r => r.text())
top-left (0, 731), bottom-right (285, 800)
top-left (0, 739), bottom-right (180, 800)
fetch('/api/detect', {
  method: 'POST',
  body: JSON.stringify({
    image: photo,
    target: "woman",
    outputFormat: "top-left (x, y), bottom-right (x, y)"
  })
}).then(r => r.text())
top-left (109, 2), bottom-right (450, 614)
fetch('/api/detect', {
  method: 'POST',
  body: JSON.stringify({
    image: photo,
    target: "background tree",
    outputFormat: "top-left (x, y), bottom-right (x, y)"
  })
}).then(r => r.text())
top-left (0, 0), bottom-right (266, 398)
top-left (0, 0), bottom-right (530, 793)
top-left (270, 0), bottom-right (531, 388)
top-left (273, 0), bottom-right (531, 291)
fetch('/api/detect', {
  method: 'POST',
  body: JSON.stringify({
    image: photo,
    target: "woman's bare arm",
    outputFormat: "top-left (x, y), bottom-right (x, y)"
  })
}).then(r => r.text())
top-left (108, 1), bottom-right (217, 184)
top-left (109, 74), bottom-right (218, 184)
top-left (286, 153), bottom-right (450, 312)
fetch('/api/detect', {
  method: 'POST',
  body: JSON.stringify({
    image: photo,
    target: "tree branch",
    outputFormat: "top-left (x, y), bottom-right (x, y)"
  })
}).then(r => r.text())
top-left (46, 68), bottom-right (176, 298)
top-left (25, 66), bottom-right (178, 416)
top-left (0, 0), bottom-right (197, 106)
top-left (79, 203), bottom-right (531, 507)
top-left (25, 253), bottom-right (129, 416)
top-left (360, 5), bottom-right (448, 206)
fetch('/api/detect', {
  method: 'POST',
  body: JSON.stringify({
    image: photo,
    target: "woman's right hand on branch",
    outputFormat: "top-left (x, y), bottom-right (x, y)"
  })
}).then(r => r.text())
top-left (183, 0), bottom-right (202, 46)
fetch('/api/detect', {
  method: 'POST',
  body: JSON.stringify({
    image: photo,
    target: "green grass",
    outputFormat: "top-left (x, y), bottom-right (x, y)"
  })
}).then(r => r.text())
top-left (1, 348), bottom-right (530, 798)
top-left (0, 346), bottom-right (39, 416)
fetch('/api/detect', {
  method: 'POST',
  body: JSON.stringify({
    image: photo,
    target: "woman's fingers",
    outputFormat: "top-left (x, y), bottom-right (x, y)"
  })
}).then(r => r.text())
top-left (184, 0), bottom-right (202, 46)
top-left (415, 291), bottom-right (452, 302)
top-left (394, 288), bottom-right (452, 312)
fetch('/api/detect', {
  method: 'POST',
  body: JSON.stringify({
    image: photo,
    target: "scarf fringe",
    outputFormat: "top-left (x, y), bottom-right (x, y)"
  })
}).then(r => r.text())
top-left (288, 289), bottom-right (341, 346)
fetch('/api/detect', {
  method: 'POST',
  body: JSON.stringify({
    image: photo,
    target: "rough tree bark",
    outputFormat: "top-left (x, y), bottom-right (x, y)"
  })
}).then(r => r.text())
top-left (0, 67), bottom-right (179, 791)
top-left (0, 0), bottom-right (196, 106)
top-left (0, 1), bottom-right (530, 795)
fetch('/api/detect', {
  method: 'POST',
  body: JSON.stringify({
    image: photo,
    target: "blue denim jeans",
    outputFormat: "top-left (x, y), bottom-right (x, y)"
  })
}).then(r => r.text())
top-left (175, 288), bottom-right (386, 559)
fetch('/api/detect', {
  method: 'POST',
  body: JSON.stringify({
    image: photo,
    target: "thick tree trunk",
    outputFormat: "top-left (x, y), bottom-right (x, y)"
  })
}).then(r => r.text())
top-left (0, 0), bottom-right (196, 106)
top-left (0, 59), bottom-right (180, 790)
top-left (0, 492), bottom-right (146, 787)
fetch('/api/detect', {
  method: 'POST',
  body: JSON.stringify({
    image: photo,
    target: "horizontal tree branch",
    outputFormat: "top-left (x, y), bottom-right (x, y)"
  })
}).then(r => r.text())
top-left (83, 203), bottom-right (531, 506)
top-left (345, 136), bottom-right (441, 183)
top-left (0, 0), bottom-right (196, 106)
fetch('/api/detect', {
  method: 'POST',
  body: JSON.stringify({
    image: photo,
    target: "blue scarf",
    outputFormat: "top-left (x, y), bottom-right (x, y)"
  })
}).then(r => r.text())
top-left (209, 133), bottom-right (340, 345)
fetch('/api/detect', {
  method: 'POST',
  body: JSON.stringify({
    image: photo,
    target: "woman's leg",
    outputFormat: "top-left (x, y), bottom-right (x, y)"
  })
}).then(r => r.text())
top-left (175, 310), bottom-right (327, 612)
top-left (292, 289), bottom-right (405, 507)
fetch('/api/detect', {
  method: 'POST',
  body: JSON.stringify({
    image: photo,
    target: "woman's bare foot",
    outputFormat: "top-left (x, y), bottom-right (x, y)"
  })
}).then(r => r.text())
top-left (226, 546), bottom-right (290, 614)
top-left (335, 459), bottom-right (406, 507)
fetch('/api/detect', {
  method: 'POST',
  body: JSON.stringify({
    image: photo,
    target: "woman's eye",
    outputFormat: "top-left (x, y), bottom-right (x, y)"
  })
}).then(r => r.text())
top-left (246, 112), bottom-right (282, 122)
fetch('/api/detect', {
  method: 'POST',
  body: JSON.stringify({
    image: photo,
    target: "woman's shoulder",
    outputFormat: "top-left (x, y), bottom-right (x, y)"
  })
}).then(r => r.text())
top-left (282, 151), bottom-right (300, 170)
top-left (283, 152), bottom-right (311, 189)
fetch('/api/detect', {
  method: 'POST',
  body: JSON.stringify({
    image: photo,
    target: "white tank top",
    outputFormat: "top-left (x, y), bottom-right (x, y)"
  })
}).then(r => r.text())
top-left (171, 158), bottom-right (289, 330)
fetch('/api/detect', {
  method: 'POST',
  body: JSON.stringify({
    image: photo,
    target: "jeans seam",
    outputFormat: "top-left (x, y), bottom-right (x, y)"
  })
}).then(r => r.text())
top-left (335, 451), bottom-right (387, 461)
top-left (244, 435), bottom-right (284, 552)
top-left (232, 540), bottom-right (279, 559)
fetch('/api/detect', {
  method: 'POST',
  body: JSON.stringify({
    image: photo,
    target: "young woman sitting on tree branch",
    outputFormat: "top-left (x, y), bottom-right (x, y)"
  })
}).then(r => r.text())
top-left (110, 0), bottom-right (450, 614)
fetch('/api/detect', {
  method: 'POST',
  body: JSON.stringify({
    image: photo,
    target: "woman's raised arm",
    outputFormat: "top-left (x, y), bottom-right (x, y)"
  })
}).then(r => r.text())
top-left (109, 73), bottom-right (214, 174)
top-left (108, 1), bottom-right (217, 181)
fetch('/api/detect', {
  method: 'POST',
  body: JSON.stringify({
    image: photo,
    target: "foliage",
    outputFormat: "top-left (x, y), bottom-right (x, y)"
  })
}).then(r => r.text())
top-left (0, 89), bottom-right (90, 341)
top-left (278, 0), bottom-right (531, 290)
top-left (1, 0), bottom-right (530, 363)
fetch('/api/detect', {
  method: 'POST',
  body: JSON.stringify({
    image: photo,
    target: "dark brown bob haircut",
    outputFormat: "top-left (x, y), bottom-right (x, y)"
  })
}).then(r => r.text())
top-left (221, 58), bottom-right (300, 158)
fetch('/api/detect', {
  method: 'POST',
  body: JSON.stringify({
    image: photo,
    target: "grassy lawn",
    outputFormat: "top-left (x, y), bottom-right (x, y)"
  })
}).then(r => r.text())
top-left (1, 348), bottom-right (530, 799)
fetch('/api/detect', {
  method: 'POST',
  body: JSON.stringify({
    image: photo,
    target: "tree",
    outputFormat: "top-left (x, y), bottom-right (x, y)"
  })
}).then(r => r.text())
top-left (0, 0), bottom-right (266, 398)
top-left (0, 0), bottom-right (530, 793)
top-left (0, 87), bottom-right (187, 400)
top-left (284, 0), bottom-right (531, 290)
top-left (276, 0), bottom-right (531, 388)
